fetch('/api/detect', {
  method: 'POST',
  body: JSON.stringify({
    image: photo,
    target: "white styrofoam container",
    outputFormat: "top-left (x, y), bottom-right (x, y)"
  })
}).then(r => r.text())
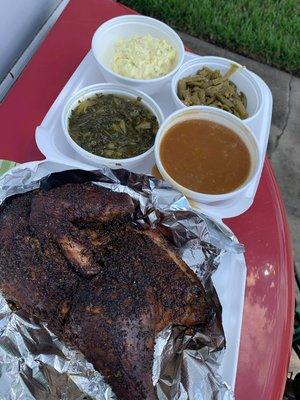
top-left (34, 50), bottom-right (273, 391)
top-left (154, 106), bottom-right (261, 204)
top-left (36, 51), bottom-right (272, 219)
top-left (92, 15), bottom-right (185, 95)
top-left (1, 159), bottom-right (247, 391)
top-left (171, 57), bottom-right (263, 122)
top-left (61, 83), bottom-right (164, 170)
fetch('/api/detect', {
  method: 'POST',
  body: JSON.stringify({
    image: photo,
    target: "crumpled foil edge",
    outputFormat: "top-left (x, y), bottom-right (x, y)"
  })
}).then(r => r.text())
top-left (0, 161), bottom-right (240, 400)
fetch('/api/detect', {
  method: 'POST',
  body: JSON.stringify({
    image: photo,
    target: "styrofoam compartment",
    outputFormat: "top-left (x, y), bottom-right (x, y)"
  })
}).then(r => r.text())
top-left (1, 159), bottom-right (247, 391)
top-left (154, 106), bottom-right (260, 204)
top-left (171, 57), bottom-right (263, 122)
top-left (61, 83), bottom-right (164, 170)
top-left (92, 15), bottom-right (185, 94)
top-left (36, 51), bottom-right (272, 219)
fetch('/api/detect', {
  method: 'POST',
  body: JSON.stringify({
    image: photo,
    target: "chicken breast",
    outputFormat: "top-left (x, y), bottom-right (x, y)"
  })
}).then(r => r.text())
top-left (0, 183), bottom-right (220, 399)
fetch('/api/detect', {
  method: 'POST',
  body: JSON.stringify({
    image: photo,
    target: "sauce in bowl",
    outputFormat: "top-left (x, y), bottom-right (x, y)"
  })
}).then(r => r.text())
top-left (160, 119), bottom-right (251, 194)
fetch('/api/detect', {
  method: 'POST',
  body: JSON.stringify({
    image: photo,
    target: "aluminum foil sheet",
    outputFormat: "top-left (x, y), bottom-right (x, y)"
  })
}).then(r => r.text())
top-left (0, 161), bottom-right (243, 400)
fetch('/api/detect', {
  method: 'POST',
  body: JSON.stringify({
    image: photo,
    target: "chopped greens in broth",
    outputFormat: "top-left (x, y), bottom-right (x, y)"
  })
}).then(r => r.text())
top-left (68, 94), bottom-right (159, 159)
top-left (177, 65), bottom-right (248, 119)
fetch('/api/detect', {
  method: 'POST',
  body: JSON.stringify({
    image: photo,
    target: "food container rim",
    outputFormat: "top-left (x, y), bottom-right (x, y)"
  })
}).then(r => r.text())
top-left (171, 55), bottom-right (264, 123)
top-left (154, 105), bottom-right (261, 202)
top-left (91, 14), bottom-right (185, 84)
top-left (61, 83), bottom-right (164, 165)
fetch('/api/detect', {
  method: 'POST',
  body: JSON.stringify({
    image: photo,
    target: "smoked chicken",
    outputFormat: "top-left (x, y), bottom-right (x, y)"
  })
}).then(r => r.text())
top-left (0, 183), bottom-right (218, 399)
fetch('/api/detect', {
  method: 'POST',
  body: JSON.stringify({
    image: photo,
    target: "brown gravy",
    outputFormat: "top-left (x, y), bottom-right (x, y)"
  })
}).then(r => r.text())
top-left (151, 164), bottom-right (163, 180)
top-left (160, 119), bottom-right (251, 194)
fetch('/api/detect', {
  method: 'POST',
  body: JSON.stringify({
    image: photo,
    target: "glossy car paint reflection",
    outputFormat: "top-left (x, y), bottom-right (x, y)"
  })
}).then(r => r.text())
top-left (226, 160), bottom-right (294, 399)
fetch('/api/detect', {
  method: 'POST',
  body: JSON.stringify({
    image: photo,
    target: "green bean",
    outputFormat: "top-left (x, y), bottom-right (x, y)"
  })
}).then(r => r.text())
top-left (177, 64), bottom-right (248, 119)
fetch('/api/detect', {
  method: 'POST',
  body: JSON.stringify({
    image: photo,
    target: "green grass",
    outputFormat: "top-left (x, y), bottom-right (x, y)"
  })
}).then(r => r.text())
top-left (119, 0), bottom-right (300, 74)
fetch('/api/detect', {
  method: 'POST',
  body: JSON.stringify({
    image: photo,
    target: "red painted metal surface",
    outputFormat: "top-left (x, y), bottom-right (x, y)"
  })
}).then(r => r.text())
top-left (0, 0), bottom-right (294, 398)
top-left (225, 160), bottom-right (294, 399)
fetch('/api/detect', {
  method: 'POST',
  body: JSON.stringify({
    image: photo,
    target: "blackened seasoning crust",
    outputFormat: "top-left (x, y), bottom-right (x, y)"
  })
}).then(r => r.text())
top-left (0, 191), bottom-right (79, 335)
top-left (0, 183), bottom-right (217, 400)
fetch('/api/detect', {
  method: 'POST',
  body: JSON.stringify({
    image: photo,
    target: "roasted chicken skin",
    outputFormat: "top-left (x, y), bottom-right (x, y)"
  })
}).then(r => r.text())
top-left (30, 183), bottom-right (135, 276)
top-left (0, 183), bottom-right (217, 400)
